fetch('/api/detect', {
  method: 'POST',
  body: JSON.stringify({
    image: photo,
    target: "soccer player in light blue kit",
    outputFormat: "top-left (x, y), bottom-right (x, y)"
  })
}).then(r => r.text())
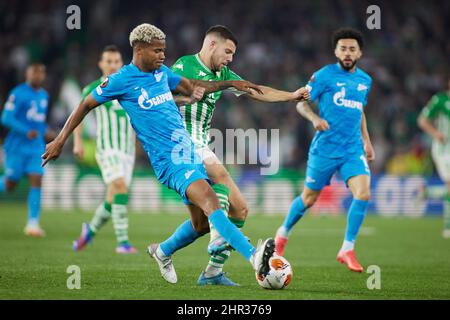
top-left (275, 28), bottom-right (375, 272)
top-left (1, 63), bottom-right (51, 237)
top-left (42, 24), bottom-right (276, 283)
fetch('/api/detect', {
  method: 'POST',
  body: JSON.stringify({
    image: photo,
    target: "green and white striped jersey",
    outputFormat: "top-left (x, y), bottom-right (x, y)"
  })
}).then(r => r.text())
top-left (82, 78), bottom-right (135, 156)
top-left (171, 54), bottom-right (243, 147)
top-left (421, 91), bottom-right (450, 157)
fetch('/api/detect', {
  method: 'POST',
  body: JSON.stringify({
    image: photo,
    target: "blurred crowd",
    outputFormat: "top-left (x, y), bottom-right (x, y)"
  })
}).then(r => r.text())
top-left (1, 0), bottom-right (448, 175)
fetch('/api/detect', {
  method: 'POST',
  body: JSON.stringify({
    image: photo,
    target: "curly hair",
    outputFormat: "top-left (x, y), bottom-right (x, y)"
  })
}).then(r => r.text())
top-left (129, 23), bottom-right (166, 47)
top-left (332, 27), bottom-right (364, 49)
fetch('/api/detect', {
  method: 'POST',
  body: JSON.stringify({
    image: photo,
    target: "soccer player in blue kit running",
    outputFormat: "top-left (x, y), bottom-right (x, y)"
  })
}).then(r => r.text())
top-left (42, 23), bottom-right (276, 283)
top-left (1, 63), bottom-right (52, 237)
top-left (275, 28), bottom-right (375, 272)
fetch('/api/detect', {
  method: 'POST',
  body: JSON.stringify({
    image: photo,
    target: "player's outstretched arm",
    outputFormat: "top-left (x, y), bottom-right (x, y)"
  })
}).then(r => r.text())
top-left (246, 86), bottom-right (310, 103)
top-left (73, 123), bottom-right (84, 159)
top-left (41, 94), bottom-right (100, 166)
top-left (44, 129), bottom-right (57, 143)
top-left (296, 101), bottom-right (329, 131)
top-left (174, 77), bottom-right (263, 96)
top-left (193, 79), bottom-right (263, 95)
top-left (361, 112), bottom-right (375, 161)
top-left (173, 86), bottom-right (206, 107)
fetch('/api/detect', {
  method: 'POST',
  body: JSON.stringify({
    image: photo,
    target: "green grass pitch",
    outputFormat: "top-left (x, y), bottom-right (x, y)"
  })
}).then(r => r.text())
top-left (1, 203), bottom-right (449, 299)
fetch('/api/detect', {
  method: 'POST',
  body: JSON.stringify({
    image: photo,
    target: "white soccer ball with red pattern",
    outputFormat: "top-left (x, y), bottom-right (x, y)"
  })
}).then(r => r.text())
top-left (256, 255), bottom-right (293, 290)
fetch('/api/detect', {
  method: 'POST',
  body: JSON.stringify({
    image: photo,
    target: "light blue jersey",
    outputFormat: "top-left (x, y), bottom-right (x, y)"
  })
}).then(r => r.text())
top-left (306, 63), bottom-right (372, 158)
top-left (1, 83), bottom-right (49, 179)
top-left (91, 63), bottom-right (207, 202)
top-left (304, 63), bottom-right (372, 191)
top-left (2, 83), bottom-right (49, 152)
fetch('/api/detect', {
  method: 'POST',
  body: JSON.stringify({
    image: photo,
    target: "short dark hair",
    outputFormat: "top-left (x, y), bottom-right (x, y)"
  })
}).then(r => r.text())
top-left (28, 62), bottom-right (45, 69)
top-left (332, 27), bottom-right (364, 50)
top-left (102, 44), bottom-right (120, 54)
top-left (206, 25), bottom-right (238, 46)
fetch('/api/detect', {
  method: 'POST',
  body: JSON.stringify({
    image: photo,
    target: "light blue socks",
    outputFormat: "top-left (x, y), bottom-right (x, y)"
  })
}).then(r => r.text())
top-left (344, 199), bottom-right (369, 243)
top-left (27, 187), bottom-right (42, 225)
top-left (282, 196), bottom-right (308, 233)
top-left (208, 209), bottom-right (255, 260)
top-left (160, 219), bottom-right (204, 256)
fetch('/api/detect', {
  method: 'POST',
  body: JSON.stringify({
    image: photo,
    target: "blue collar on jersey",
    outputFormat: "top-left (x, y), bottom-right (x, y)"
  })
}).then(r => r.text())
top-left (130, 62), bottom-right (161, 75)
top-left (25, 82), bottom-right (44, 93)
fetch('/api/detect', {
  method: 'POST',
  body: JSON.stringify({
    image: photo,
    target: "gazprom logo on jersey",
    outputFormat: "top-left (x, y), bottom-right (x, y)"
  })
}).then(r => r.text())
top-left (333, 87), bottom-right (363, 111)
top-left (26, 101), bottom-right (46, 122)
top-left (138, 88), bottom-right (174, 110)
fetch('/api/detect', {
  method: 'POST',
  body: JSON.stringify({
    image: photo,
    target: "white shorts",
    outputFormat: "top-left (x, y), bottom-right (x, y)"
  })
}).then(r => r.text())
top-left (195, 146), bottom-right (221, 166)
top-left (95, 151), bottom-right (135, 186)
top-left (432, 153), bottom-right (450, 182)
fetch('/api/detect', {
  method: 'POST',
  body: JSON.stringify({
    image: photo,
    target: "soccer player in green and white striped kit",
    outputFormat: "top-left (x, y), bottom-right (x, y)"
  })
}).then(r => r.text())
top-left (418, 77), bottom-right (450, 238)
top-left (72, 45), bottom-right (138, 253)
top-left (167, 25), bottom-right (310, 285)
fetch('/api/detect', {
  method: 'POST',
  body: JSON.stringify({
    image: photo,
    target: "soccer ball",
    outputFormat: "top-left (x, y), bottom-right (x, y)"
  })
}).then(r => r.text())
top-left (256, 255), bottom-right (293, 290)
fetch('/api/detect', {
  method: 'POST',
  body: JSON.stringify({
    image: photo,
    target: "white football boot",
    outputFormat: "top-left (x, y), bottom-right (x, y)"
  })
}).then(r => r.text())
top-left (147, 243), bottom-right (177, 284)
top-left (251, 238), bottom-right (275, 277)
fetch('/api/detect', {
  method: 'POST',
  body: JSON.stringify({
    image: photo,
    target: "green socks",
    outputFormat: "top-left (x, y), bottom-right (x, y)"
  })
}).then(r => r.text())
top-left (89, 201), bottom-right (112, 235)
top-left (87, 194), bottom-right (131, 245)
top-left (205, 184), bottom-right (246, 278)
top-left (112, 193), bottom-right (130, 245)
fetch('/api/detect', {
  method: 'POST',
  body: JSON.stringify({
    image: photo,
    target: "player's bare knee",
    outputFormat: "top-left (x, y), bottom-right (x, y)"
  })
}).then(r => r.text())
top-left (110, 179), bottom-right (128, 195)
top-left (201, 189), bottom-right (222, 215)
top-left (354, 189), bottom-right (371, 201)
top-left (302, 196), bottom-right (316, 208)
top-left (213, 170), bottom-right (230, 184)
top-left (301, 191), bottom-right (319, 207)
top-left (28, 175), bottom-right (42, 188)
top-left (203, 198), bottom-right (221, 215)
top-left (30, 182), bottom-right (42, 188)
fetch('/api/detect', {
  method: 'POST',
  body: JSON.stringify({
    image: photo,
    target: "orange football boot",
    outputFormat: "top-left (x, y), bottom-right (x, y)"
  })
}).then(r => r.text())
top-left (336, 250), bottom-right (363, 272)
top-left (274, 234), bottom-right (288, 256)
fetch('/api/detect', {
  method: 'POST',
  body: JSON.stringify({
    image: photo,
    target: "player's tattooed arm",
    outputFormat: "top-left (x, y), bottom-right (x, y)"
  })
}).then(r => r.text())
top-left (246, 86), bottom-right (310, 102)
top-left (296, 101), bottom-right (329, 131)
top-left (193, 79), bottom-right (263, 95)
top-left (42, 94), bottom-right (100, 166)
top-left (175, 77), bottom-right (263, 95)
top-left (173, 86), bottom-right (206, 107)
top-left (361, 112), bottom-right (375, 161)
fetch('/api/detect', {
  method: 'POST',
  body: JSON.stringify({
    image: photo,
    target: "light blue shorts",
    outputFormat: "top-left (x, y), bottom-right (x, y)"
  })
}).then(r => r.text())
top-left (4, 148), bottom-right (44, 181)
top-left (151, 153), bottom-right (209, 205)
top-left (305, 151), bottom-right (370, 191)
